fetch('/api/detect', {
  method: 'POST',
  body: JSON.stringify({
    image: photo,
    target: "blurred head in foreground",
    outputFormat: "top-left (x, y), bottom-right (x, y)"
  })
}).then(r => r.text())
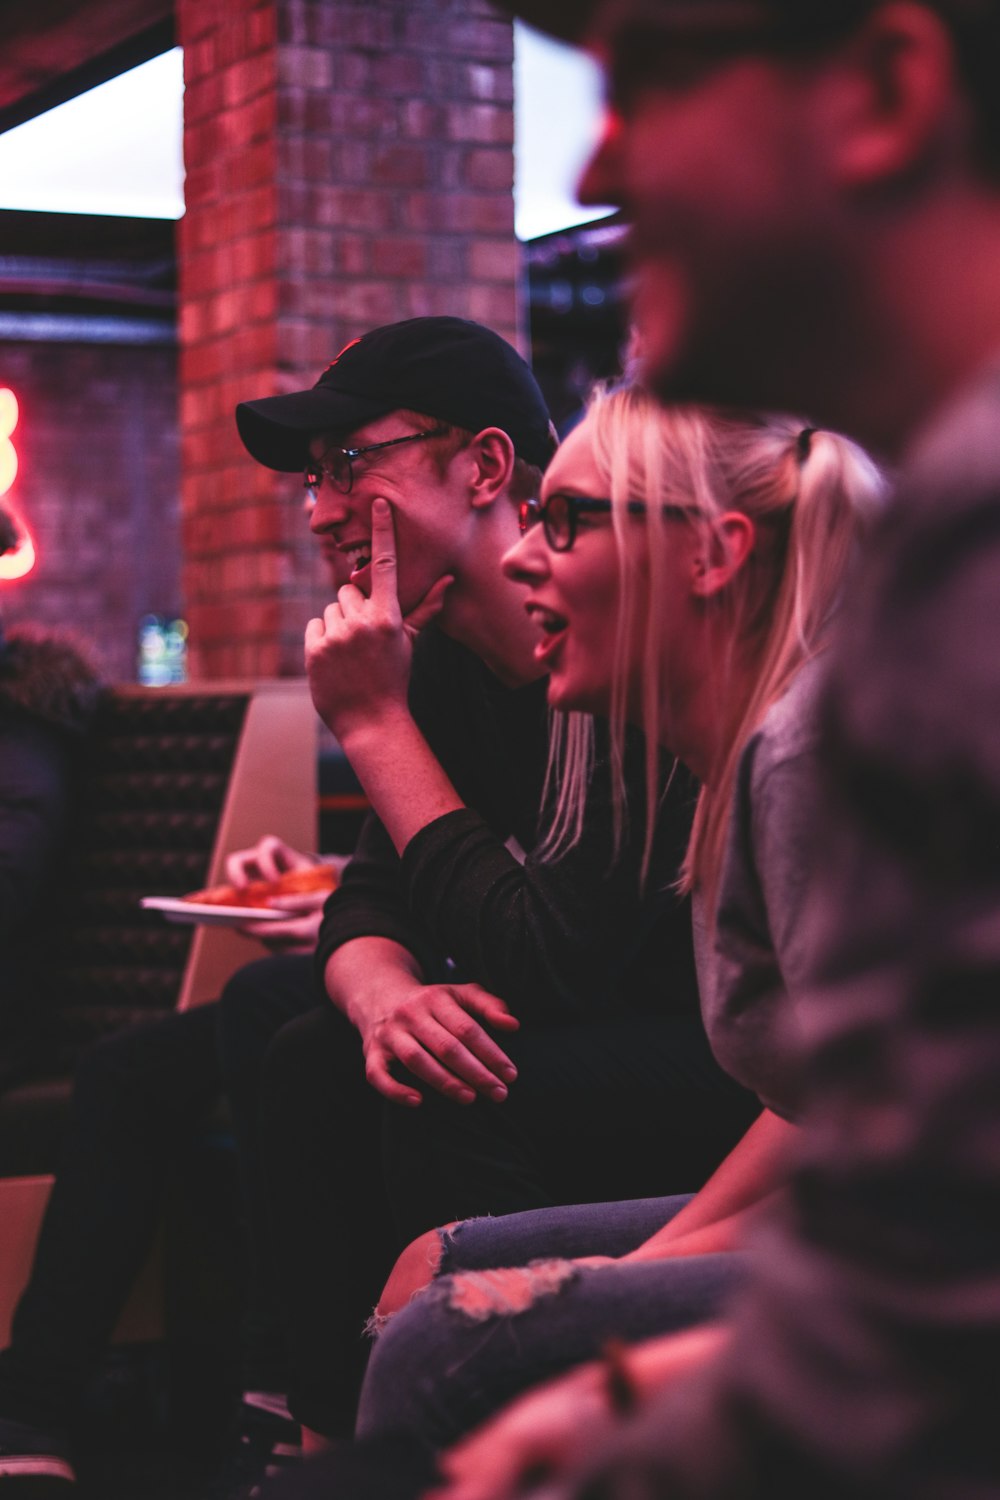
top-left (508, 1), bottom-right (1000, 456)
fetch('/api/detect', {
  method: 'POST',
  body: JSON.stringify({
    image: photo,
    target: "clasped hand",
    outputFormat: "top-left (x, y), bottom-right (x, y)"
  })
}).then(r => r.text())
top-left (305, 497), bottom-right (453, 742)
top-left (357, 977), bottom-right (520, 1108)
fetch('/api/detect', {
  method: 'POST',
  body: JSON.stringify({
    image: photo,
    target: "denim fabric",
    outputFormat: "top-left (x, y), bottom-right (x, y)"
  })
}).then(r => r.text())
top-left (260, 1007), bottom-right (757, 1437)
top-left (356, 1195), bottom-right (743, 1450)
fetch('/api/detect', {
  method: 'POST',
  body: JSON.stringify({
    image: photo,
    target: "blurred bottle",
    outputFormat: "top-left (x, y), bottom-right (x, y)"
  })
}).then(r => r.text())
top-left (138, 614), bottom-right (188, 685)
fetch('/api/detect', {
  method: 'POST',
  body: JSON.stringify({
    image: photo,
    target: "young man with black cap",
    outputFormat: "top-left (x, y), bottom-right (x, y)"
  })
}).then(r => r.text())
top-left (228, 315), bottom-right (757, 1456)
top-left (396, 6), bottom-right (1000, 1498)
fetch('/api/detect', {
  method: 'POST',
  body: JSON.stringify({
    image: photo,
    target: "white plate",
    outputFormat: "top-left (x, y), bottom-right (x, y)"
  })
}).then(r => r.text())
top-left (141, 896), bottom-right (287, 927)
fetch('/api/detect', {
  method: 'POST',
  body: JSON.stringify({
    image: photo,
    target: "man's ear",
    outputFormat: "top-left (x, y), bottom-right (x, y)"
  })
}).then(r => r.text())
top-left (691, 512), bottom-right (756, 599)
top-left (827, 2), bottom-right (961, 189)
top-left (467, 428), bottom-right (517, 510)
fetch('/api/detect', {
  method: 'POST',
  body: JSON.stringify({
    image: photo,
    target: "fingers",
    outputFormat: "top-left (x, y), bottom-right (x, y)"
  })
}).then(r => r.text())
top-left (364, 1046), bottom-right (423, 1108)
top-left (403, 574), bottom-right (454, 635)
top-left (265, 890), bottom-right (329, 913)
top-left (226, 834), bottom-right (308, 886)
top-left (428, 996), bottom-right (518, 1088)
top-left (375, 992), bottom-right (518, 1103)
top-left (382, 1030), bottom-right (479, 1105)
top-left (368, 496), bottom-right (401, 612)
top-left (459, 985), bottom-right (521, 1032)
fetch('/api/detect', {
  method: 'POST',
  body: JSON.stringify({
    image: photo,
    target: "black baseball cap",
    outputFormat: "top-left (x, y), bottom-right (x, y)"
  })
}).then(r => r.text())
top-left (236, 316), bottom-right (556, 473)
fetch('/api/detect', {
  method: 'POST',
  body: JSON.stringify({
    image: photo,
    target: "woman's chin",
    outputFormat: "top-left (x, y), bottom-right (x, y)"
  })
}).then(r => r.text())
top-left (546, 675), bottom-right (611, 717)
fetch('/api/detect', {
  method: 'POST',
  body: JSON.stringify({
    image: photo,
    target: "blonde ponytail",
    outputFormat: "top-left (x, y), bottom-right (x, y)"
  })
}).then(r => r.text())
top-left (539, 387), bottom-right (887, 909)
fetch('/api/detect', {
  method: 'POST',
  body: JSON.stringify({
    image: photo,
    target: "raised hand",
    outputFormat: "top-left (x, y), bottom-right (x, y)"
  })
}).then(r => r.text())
top-left (305, 497), bottom-right (452, 741)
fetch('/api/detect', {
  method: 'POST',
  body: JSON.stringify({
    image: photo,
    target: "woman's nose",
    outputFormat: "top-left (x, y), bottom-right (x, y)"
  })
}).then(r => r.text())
top-left (502, 524), bottom-right (550, 583)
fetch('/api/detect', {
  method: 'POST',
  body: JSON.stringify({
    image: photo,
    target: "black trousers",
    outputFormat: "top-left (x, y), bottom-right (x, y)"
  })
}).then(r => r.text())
top-left (0, 954), bottom-right (319, 1431)
top-left (259, 1004), bottom-right (759, 1437)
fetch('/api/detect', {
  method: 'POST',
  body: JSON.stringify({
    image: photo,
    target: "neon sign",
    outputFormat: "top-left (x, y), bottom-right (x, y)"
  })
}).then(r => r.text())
top-left (0, 388), bottom-right (36, 581)
top-left (0, 388), bottom-right (16, 493)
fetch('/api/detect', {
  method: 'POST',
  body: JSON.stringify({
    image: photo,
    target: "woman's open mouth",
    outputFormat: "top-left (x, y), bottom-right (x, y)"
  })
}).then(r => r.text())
top-left (526, 603), bottom-right (569, 665)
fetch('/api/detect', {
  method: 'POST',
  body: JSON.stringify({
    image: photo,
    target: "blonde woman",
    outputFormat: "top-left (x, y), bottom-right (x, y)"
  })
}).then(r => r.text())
top-left (344, 387), bottom-right (884, 1497)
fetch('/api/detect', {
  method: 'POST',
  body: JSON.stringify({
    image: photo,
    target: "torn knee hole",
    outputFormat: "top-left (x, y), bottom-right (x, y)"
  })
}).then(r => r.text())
top-left (371, 1221), bottom-right (464, 1333)
top-left (444, 1259), bottom-right (579, 1323)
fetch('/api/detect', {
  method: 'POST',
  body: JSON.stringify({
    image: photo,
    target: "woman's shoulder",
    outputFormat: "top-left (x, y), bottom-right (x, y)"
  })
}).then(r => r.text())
top-left (750, 654), bottom-right (830, 781)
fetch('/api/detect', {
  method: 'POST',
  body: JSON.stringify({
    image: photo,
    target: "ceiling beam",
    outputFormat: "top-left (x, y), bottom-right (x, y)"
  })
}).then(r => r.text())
top-left (0, 1), bottom-right (173, 134)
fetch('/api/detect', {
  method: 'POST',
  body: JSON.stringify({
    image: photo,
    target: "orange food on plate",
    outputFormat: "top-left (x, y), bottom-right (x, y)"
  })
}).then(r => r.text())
top-left (183, 864), bottom-right (338, 909)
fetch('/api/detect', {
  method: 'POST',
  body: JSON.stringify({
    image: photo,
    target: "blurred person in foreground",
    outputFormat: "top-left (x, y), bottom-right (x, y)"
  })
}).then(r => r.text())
top-left (420, 0), bottom-right (1000, 1496)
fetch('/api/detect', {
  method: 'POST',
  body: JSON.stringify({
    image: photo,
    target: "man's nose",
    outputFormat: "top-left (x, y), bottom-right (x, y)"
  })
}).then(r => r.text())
top-left (309, 488), bottom-right (350, 533)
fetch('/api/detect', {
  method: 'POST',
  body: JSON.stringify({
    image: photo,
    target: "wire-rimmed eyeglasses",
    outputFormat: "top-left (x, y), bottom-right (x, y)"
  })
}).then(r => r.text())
top-left (304, 427), bottom-right (449, 502)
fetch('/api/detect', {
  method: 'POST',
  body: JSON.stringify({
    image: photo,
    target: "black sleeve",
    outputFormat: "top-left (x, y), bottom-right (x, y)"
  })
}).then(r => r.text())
top-left (313, 628), bottom-right (536, 993)
top-left (400, 740), bottom-right (698, 1021)
top-left (313, 807), bottom-right (446, 989)
top-left (0, 717), bottom-right (71, 944)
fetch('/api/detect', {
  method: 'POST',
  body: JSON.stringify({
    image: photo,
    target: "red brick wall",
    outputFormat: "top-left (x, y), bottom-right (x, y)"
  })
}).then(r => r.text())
top-left (176, 0), bottom-right (521, 679)
top-left (0, 340), bottom-right (180, 682)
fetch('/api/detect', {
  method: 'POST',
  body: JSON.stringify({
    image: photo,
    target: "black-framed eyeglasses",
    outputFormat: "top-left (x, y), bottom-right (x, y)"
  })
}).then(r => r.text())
top-left (519, 492), bottom-right (697, 552)
top-left (304, 427), bottom-right (449, 501)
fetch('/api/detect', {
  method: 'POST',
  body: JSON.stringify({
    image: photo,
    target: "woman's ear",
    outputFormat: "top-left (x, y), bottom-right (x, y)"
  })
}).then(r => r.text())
top-left (691, 512), bottom-right (756, 599)
top-left (468, 428), bottom-right (517, 509)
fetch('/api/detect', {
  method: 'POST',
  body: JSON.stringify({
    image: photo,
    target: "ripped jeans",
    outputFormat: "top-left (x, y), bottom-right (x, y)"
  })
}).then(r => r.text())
top-left (356, 1195), bottom-right (744, 1451)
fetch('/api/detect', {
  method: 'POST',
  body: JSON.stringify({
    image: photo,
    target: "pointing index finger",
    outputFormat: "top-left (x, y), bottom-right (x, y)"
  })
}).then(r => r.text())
top-left (369, 496), bottom-right (400, 611)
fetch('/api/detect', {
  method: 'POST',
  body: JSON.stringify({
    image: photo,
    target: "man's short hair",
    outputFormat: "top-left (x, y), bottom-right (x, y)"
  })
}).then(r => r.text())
top-left (399, 409), bottom-right (543, 505)
top-left (505, 0), bottom-right (1000, 177)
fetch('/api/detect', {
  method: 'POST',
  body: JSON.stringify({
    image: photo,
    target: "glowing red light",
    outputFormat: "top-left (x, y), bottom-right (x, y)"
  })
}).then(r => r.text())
top-left (0, 388), bottom-right (17, 496)
top-left (0, 387), bottom-right (36, 580)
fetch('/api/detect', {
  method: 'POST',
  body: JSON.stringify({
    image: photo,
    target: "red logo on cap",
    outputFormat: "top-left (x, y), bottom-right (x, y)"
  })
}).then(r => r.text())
top-left (324, 338), bottom-right (362, 374)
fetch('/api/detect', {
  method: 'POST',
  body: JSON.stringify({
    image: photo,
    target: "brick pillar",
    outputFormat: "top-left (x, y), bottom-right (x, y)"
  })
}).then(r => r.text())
top-left (176, 0), bottom-right (520, 680)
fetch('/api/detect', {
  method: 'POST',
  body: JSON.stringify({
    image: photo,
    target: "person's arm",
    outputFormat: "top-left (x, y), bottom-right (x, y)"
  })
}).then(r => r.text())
top-left (619, 1108), bottom-right (794, 1261)
top-left (311, 804), bottom-right (520, 1105)
top-left (305, 496), bottom-right (460, 856)
top-left (429, 1324), bottom-right (730, 1500)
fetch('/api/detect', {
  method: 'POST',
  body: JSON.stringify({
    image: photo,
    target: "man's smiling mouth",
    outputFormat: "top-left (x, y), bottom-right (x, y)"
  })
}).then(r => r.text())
top-left (341, 541), bottom-right (372, 578)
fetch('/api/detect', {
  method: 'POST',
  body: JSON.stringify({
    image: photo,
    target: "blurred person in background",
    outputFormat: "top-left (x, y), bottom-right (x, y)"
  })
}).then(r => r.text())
top-left (0, 504), bottom-right (103, 1087)
top-left (0, 497), bottom-right (341, 1494)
